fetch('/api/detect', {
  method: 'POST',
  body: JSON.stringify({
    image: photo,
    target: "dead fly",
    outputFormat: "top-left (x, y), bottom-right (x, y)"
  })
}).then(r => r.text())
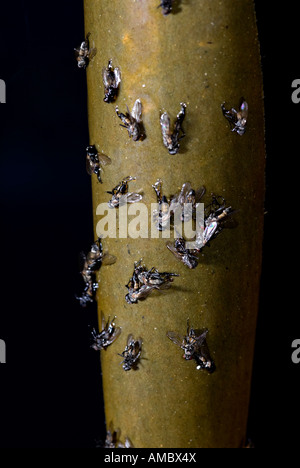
top-left (90, 313), bottom-right (121, 351)
top-left (107, 176), bottom-right (143, 208)
top-left (166, 236), bottom-right (199, 269)
top-left (125, 259), bottom-right (179, 304)
top-left (104, 423), bottom-right (134, 448)
top-left (86, 145), bottom-right (112, 183)
top-left (119, 334), bottom-right (142, 371)
top-left (167, 320), bottom-right (215, 373)
top-left (152, 179), bottom-right (172, 231)
top-left (115, 99), bottom-right (144, 141)
top-left (172, 181), bottom-right (205, 222)
top-left (152, 179), bottom-right (205, 230)
top-left (102, 59), bottom-right (121, 103)
top-left (158, 0), bottom-right (174, 15)
top-left (74, 33), bottom-right (96, 69)
top-left (76, 237), bottom-right (116, 307)
top-left (221, 98), bottom-right (248, 135)
top-left (160, 102), bottom-right (186, 154)
top-left (195, 194), bottom-right (236, 250)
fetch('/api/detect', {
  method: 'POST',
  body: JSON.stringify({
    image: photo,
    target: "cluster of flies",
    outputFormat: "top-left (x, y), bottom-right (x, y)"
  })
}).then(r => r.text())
top-left (90, 313), bottom-right (142, 372)
top-left (152, 179), bottom-right (236, 269)
top-left (75, 34), bottom-right (248, 187)
top-left (74, 8), bottom-right (248, 447)
top-left (90, 311), bottom-right (214, 374)
top-left (125, 259), bottom-right (178, 304)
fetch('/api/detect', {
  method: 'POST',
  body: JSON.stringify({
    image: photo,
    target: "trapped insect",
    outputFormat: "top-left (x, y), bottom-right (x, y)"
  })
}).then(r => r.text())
top-left (74, 33), bottom-right (96, 69)
top-left (125, 259), bottom-right (179, 304)
top-left (158, 0), bottom-right (174, 15)
top-left (167, 319), bottom-right (215, 373)
top-left (90, 313), bottom-right (121, 351)
top-left (172, 181), bottom-right (205, 222)
top-left (160, 102), bottom-right (186, 154)
top-left (195, 194), bottom-right (236, 250)
top-left (115, 99), bottom-right (144, 141)
top-left (152, 179), bottom-right (173, 231)
top-left (86, 145), bottom-right (112, 183)
top-left (102, 59), bottom-right (121, 103)
top-left (166, 236), bottom-right (199, 269)
top-left (119, 334), bottom-right (142, 371)
top-left (221, 98), bottom-right (248, 135)
top-left (104, 422), bottom-right (134, 448)
top-left (152, 179), bottom-right (205, 231)
top-left (76, 237), bottom-right (116, 307)
top-left (107, 176), bottom-right (143, 208)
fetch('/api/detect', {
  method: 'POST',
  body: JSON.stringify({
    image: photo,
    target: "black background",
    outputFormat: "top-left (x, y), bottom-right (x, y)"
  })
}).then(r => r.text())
top-left (0, 0), bottom-right (298, 448)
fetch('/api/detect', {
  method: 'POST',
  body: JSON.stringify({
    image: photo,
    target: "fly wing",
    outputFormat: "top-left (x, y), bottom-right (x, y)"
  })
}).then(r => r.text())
top-left (127, 334), bottom-right (134, 346)
top-left (98, 153), bottom-right (112, 167)
top-left (203, 220), bottom-right (218, 244)
top-left (194, 329), bottom-right (208, 347)
top-left (173, 182), bottom-right (192, 207)
top-left (166, 241), bottom-right (183, 261)
top-left (88, 46), bottom-right (97, 61)
top-left (107, 326), bottom-right (122, 346)
top-left (102, 66), bottom-right (113, 87)
top-left (160, 112), bottom-right (172, 146)
top-left (102, 252), bottom-right (117, 266)
top-left (136, 284), bottom-right (155, 301)
top-left (86, 155), bottom-right (95, 175)
top-left (131, 99), bottom-right (142, 123)
top-left (238, 98), bottom-right (248, 120)
top-left (126, 192), bottom-right (143, 204)
top-left (114, 67), bottom-right (121, 88)
top-left (195, 185), bottom-right (206, 202)
top-left (167, 331), bottom-right (185, 348)
top-left (134, 338), bottom-right (142, 358)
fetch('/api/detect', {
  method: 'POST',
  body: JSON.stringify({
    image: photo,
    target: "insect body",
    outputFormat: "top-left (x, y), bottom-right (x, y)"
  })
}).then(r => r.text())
top-left (125, 260), bottom-right (178, 304)
top-left (152, 180), bottom-right (205, 231)
top-left (172, 181), bottom-right (205, 222)
top-left (86, 145), bottom-right (112, 183)
top-left (160, 102), bottom-right (186, 154)
top-left (166, 237), bottom-right (199, 269)
top-left (74, 33), bottom-right (96, 68)
top-left (152, 179), bottom-right (173, 231)
top-left (198, 194), bottom-right (235, 250)
top-left (104, 423), bottom-right (134, 448)
top-left (221, 98), bottom-right (248, 135)
top-left (102, 60), bottom-right (121, 103)
top-left (115, 99), bottom-right (144, 141)
top-left (107, 176), bottom-right (143, 208)
top-left (119, 334), bottom-right (142, 371)
top-left (90, 313), bottom-right (121, 351)
top-left (158, 0), bottom-right (174, 15)
top-left (76, 238), bottom-right (116, 307)
top-left (167, 320), bottom-right (215, 373)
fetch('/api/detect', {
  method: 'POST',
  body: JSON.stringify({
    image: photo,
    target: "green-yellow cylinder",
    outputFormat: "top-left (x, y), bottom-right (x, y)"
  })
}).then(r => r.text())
top-left (84, 0), bottom-right (265, 448)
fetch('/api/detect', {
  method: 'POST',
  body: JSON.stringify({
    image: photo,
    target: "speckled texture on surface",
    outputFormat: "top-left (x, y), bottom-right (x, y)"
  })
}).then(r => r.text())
top-left (84, 0), bottom-right (265, 448)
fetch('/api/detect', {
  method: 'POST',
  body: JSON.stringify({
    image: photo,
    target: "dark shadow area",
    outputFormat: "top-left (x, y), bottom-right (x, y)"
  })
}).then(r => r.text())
top-left (0, 0), bottom-right (105, 448)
